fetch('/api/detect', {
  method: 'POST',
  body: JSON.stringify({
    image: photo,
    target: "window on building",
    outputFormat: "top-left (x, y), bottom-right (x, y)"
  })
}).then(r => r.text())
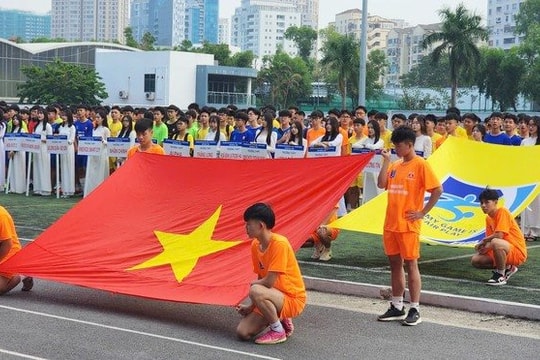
top-left (144, 74), bottom-right (156, 92)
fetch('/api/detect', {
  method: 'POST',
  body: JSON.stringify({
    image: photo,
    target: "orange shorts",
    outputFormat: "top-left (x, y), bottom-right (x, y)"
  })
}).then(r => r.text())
top-left (485, 244), bottom-right (527, 266)
top-left (383, 231), bottom-right (420, 260)
top-left (254, 294), bottom-right (306, 319)
top-left (311, 227), bottom-right (340, 243)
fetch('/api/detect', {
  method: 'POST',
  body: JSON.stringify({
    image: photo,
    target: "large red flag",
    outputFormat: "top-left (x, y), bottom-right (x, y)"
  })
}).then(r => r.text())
top-left (0, 153), bottom-right (372, 306)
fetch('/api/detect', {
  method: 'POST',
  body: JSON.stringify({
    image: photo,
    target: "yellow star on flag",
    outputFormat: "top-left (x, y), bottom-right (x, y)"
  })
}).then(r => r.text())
top-left (128, 206), bottom-right (242, 282)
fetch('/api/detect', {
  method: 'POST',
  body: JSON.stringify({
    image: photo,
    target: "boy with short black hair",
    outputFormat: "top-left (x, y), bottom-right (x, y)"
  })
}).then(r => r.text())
top-left (127, 118), bottom-right (165, 158)
top-left (471, 189), bottom-right (527, 285)
top-left (236, 203), bottom-right (306, 345)
top-left (377, 126), bottom-right (443, 326)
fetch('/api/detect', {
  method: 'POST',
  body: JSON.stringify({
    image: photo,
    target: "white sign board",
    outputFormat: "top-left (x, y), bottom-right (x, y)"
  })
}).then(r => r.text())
top-left (77, 137), bottom-right (103, 156)
top-left (219, 141), bottom-right (243, 160)
top-left (274, 144), bottom-right (305, 159)
top-left (193, 140), bottom-right (219, 159)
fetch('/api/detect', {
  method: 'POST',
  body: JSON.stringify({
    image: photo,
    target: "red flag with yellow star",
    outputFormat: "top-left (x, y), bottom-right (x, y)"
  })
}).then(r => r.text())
top-left (0, 154), bottom-right (372, 305)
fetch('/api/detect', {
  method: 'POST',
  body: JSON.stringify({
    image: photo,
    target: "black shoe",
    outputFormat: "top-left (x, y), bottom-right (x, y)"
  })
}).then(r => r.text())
top-left (402, 308), bottom-right (422, 326)
top-left (487, 271), bottom-right (506, 286)
top-left (377, 304), bottom-right (406, 321)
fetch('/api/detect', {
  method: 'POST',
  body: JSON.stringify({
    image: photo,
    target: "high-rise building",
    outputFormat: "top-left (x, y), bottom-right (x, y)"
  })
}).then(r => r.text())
top-left (218, 18), bottom-right (230, 45)
top-left (130, 0), bottom-right (218, 47)
top-left (385, 23), bottom-right (442, 86)
top-left (0, 9), bottom-right (51, 41)
top-left (487, 0), bottom-right (525, 50)
top-left (51, 0), bottom-right (129, 43)
top-left (329, 9), bottom-right (403, 54)
top-left (232, 0), bottom-right (308, 58)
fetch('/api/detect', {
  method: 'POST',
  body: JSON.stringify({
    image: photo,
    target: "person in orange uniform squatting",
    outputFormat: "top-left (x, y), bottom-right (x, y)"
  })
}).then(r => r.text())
top-left (471, 188), bottom-right (527, 285)
top-left (377, 126), bottom-right (442, 326)
top-left (127, 118), bottom-right (165, 158)
top-left (308, 205), bottom-right (340, 262)
top-left (236, 203), bottom-right (306, 345)
top-left (0, 205), bottom-right (33, 294)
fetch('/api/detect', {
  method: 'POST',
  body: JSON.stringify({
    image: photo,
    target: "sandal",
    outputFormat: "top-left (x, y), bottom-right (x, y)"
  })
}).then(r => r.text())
top-left (21, 277), bottom-right (34, 292)
top-left (525, 236), bottom-right (536, 242)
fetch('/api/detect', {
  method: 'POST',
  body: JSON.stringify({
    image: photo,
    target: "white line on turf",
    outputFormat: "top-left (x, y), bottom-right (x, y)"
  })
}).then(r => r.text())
top-left (0, 305), bottom-right (280, 360)
top-left (0, 349), bottom-right (48, 360)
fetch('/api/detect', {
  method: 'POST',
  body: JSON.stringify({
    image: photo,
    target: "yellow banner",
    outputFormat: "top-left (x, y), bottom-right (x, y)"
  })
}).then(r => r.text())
top-left (331, 137), bottom-right (540, 246)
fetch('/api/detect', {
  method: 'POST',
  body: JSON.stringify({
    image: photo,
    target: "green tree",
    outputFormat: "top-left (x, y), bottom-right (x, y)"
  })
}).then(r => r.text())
top-left (140, 32), bottom-right (156, 51)
top-left (284, 25), bottom-right (318, 62)
top-left (30, 37), bottom-right (68, 43)
top-left (320, 28), bottom-right (359, 108)
top-left (476, 48), bottom-right (526, 111)
top-left (197, 42), bottom-right (231, 65)
top-left (229, 51), bottom-right (255, 68)
top-left (257, 50), bottom-right (312, 108)
top-left (422, 4), bottom-right (488, 107)
top-left (17, 59), bottom-right (108, 105)
top-left (123, 27), bottom-right (139, 48)
top-left (515, 0), bottom-right (540, 104)
top-left (176, 39), bottom-right (194, 51)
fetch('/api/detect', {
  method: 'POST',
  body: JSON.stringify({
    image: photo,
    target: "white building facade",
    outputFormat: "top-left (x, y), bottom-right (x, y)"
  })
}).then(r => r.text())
top-left (385, 23), bottom-right (442, 86)
top-left (51, 0), bottom-right (129, 43)
top-left (487, 0), bottom-right (525, 49)
top-left (231, 0), bottom-right (318, 58)
top-left (95, 50), bottom-right (257, 108)
top-left (218, 18), bottom-right (230, 45)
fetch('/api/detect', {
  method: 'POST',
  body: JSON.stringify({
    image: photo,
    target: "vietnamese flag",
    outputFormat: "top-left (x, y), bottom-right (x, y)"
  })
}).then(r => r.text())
top-left (0, 153), bottom-right (372, 306)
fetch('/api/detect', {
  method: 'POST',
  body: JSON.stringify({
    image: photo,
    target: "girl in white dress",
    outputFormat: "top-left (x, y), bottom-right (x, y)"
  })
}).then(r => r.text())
top-left (58, 110), bottom-right (76, 197)
top-left (116, 115), bottom-right (136, 167)
top-left (310, 117), bottom-right (344, 156)
top-left (520, 116), bottom-right (540, 241)
top-left (411, 115), bottom-right (433, 158)
top-left (254, 112), bottom-right (278, 158)
top-left (84, 110), bottom-right (111, 197)
top-left (7, 116), bottom-right (27, 194)
top-left (32, 112), bottom-right (53, 196)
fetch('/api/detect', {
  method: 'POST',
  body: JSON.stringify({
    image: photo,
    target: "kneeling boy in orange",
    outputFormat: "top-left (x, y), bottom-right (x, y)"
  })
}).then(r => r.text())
top-left (236, 203), bottom-right (306, 345)
top-left (309, 205), bottom-right (340, 261)
top-left (127, 118), bottom-right (165, 158)
top-left (0, 205), bottom-right (33, 294)
top-left (471, 189), bottom-right (527, 285)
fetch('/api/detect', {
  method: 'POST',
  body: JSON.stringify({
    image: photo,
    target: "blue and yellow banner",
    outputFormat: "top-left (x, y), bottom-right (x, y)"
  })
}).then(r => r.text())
top-left (331, 137), bottom-right (540, 246)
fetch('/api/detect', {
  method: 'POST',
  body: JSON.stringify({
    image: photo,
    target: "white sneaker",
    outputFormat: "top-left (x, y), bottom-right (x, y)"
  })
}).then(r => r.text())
top-left (319, 247), bottom-right (332, 261)
top-left (311, 243), bottom-right (324, 259)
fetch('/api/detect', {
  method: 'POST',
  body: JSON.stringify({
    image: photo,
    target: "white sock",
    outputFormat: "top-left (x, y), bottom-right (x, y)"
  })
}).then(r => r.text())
top-left (497, 269), bottom-right (505, 275)
top-left (410, 302), bottom-right (420, 310)
top-left (391, 297), bottom-right (404, 310)
top-left (269, 320), bottom-right (284, 333)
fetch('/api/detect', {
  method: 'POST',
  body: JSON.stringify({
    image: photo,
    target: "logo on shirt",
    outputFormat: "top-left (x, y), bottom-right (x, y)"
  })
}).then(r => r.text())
top-left (407, 172), bottom-right (415, 179)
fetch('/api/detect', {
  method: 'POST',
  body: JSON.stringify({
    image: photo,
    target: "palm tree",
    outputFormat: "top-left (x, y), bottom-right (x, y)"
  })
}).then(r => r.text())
top-left (422, 3), bottom-right (488, 107)
top-left (320, 29), bottom-right (359, 109)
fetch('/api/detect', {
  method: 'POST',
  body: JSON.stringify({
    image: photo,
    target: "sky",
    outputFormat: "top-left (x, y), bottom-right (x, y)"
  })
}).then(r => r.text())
top-left (0, 0), bottom-right (487, 27)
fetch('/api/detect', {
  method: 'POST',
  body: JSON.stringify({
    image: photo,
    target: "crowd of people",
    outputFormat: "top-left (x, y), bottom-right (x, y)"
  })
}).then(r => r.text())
top-left (0, 100), bottom-right (536, 340)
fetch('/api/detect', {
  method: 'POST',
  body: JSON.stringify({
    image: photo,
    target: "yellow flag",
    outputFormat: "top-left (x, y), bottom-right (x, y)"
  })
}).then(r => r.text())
top-left (331, 137), bottom-right (540, 246)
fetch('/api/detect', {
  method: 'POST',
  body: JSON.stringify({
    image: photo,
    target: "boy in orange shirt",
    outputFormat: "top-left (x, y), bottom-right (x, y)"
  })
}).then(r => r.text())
top-left (377, 126), bottom-right (442, 326)
top-left (236, 203), bottom-right (306, 345)
top-left (127, 118), bottom-right (165, 158)
top-left (0, 205), bottom-right (33, 294)
top-left (471, 189), bottom-right (527, 285)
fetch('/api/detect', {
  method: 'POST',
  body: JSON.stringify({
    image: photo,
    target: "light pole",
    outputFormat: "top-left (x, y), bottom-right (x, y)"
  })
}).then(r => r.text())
top-left (358, 0), bottom-right (368, 106)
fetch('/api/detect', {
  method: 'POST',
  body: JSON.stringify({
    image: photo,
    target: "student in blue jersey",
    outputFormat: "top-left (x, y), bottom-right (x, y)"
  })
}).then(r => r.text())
top-left (503, 113), bottom-right (522, 146)
top-left (275, 110), bottom-right (292, 145)
top-left (230, 112), bottom-right (255, 143)
top-left (484, 112), bottom-right (512, 145)
top-left (246, 107), bottom-right (262, 137)
top-left (74, 104), bottom-right (94, 193)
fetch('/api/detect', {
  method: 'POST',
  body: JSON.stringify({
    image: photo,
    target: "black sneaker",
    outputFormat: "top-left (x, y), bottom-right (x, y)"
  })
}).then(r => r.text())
top-left (487, 271), bottom-right (507, 286)
top-left (377, 304), bottom-right (406, 321)
top-left (402, 308), bottom-right (422, 326)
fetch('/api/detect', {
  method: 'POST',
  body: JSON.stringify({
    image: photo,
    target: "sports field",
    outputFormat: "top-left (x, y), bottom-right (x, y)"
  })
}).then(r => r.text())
top-left (2, 193), bottom-right (539, 305)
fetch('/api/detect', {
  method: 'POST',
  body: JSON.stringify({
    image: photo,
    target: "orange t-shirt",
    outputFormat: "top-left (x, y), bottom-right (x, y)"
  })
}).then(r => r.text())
top-left (306, 127), bottom-right (325, 147)
top-left (251, 233), bottom-right (306, 300)
top-left (486, 207), bottom-right (527, 259)
top-left (127, 144), bottom-right (165, 158)
top-left (0, 206), bottom-right (21, 264)
top-left (339, 127), bottom-right (350, 155)
top-left (383, 156), bottom-right (441, 233)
